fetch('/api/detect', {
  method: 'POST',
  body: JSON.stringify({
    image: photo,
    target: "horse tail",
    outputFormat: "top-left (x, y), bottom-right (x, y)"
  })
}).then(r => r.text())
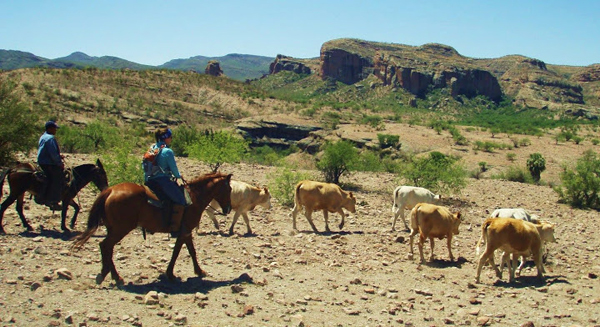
top-left (72, 188), bottom-right (109, 249)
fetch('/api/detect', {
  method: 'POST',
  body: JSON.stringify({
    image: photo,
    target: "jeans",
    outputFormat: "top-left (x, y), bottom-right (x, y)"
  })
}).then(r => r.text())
top-left (145, 176), bottom-right (186, 205)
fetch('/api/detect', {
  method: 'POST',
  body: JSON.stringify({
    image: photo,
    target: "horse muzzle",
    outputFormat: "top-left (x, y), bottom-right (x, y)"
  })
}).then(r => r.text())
top-left (222, 205), bottom-right (232, 215)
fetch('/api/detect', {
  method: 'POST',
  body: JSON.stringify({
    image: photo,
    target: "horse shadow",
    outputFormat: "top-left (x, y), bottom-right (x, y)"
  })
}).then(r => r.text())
top-left (19, 228), bottom-right (74, 241)
top-left (119, 272), bottom-right (254, 295)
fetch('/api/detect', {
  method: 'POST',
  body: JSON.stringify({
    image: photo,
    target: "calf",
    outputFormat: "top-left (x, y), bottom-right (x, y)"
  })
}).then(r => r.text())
top-left (291, 180), bottom-right (356, 233)
top-left (392, 186), bottom-right (441, 231)
top-left (500, 220), bottom-right (556, 276)
top-left (203, 180), bottom-right (271, 235)
top-left (408, 203), bottom-right (461, 263)
top-left (476, 217), bottom-right (545, 283)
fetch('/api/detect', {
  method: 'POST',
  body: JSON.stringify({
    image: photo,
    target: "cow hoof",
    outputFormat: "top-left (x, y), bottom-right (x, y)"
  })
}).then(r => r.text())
top-left (407, 253), bottom-right (414, 260)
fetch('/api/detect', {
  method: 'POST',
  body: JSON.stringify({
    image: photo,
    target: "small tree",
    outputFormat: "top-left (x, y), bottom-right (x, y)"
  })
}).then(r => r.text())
top-left (526, 153), bottom-right (546, 182)
top-left (401, 151), bottom-right (467, 194)
top-left (267, 167), bottom-right (314, 207)
top-left (186, 130), bottom-right (249, 172)
top-left (316, 140), bottom-right (358, 184)
top-left (555, 150), bottom-right (600, 209)
top-left (0, 81), bottom-right (38, 165)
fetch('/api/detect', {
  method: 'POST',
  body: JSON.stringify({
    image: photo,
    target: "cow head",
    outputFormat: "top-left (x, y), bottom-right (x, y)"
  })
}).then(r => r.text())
top-left (343, 191), bottom-right (357, 214)
top-left (536, 221), bottom-right (556, 243)
top-left (260, 187), bottom-right (272, 209)
top-left (452, 212), bottom-right (462, 235)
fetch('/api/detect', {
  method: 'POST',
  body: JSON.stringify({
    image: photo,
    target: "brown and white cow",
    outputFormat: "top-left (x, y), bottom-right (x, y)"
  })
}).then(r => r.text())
top-left (475, 217), bottom-right (545, 283)
top-left (392, 186), bottom-right (441, 231)
top-left (408, 203), bottom-right (461, 263)
top-left (202, 180), bottom-right (271, 235)
top-left (291, 180), bottom-right (356, 233)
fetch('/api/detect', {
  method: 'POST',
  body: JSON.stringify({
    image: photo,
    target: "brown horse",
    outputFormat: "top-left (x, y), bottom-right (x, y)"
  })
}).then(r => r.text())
top-left (0, 159), bottom-right (109, 234)
top-left (72, 172), bottom-right (232, 285)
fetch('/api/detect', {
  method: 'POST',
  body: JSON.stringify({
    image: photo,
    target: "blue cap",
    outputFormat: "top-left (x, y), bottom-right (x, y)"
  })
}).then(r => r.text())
top-left (159, 128), bottom-right (172, 140)
top-left (45, 121), bottom-right (59, 129)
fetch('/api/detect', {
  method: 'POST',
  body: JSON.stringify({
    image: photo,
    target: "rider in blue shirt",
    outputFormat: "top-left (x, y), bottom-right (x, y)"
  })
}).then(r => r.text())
top-left (37, 121), bottom-right (64, 210)
top-left (144, 127), bottom-right (187, 237)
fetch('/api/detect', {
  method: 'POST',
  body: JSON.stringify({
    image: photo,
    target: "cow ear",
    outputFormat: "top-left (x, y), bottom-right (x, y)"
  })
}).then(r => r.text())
top-left (456, 212), bottom-right (462, 220)
top-left (349, 191), bottom-right (354, 198)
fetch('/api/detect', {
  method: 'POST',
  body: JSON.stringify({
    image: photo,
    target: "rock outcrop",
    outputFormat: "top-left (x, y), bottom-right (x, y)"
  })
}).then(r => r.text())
top-left (236, 118), bottom-right (323, 153)
top-left (205, 60), bottom-right (224, 77)
top-left (320, 48), bottom-right (373, 85)
top-left (269, 55), bottom-right (312, 75)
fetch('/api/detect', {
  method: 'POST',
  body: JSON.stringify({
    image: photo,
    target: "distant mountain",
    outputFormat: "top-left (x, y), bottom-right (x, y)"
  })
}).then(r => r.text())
top-left (160, 53), bottom-right (273, 80)
top-left (0, 50), bottom-right (273, 81)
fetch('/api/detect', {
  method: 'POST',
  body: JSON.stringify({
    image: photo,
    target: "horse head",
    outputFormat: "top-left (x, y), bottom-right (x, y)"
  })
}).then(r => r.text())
top-left (93, 159), bottom-right (109, 191)
top-left (214, 173), bottom-right (233, 215)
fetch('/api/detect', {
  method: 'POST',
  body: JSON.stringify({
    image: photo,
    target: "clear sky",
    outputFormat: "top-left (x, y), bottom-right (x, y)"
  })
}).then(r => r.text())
top-left (2, 0), bottom-right (599, 67)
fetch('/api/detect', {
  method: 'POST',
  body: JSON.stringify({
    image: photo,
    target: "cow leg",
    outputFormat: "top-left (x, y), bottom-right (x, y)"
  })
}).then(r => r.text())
top-left (507, 253), bottom-right (516, 283)
top-left (322, 210), bottom-right (331, 233)
top-left (428, 237), bottom-right (435, 262)
top-left (68, 199), bottom-right (79, 230)
top-left (417, 235), bottom-right (426, 263)
top-left (241, 212), bottom-right (252, 235)
top-left (391, 203), bottom-right (402, 231)
top-left (532, 249), bottom-right (544, 280)
top-left (184, 235), bottom-right (207, 278)
top-left (291, 204), bottom-right (301, 232)
top-left (516, 255), bottom-right (526, 276)
top-left (206, 210), bottom-right (220, 232)
top-left (228, 210), bottom-right (241, 235)
top-left (446, 235), bottom-right (454, 262)
top-left (408, 226), bottom-right (418, 260)
top-left (337, 209), bottom-right (345, 230)
top-left (476, 248), bottom-right (498, 283)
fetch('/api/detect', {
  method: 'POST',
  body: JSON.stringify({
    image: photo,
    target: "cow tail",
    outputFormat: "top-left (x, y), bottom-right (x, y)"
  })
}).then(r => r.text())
top-left (0, 168), bottom-right (9, 202)
top-left (410, 203), bottom-right (422, 231)
top-left (71, 188), bottom-right (109, 249)
top-left (391, 188), bottom-right (398, 213)
top-left (476, 220), bottom-right (492, 256)
top-left (294, 181), bottom-right (303, 207)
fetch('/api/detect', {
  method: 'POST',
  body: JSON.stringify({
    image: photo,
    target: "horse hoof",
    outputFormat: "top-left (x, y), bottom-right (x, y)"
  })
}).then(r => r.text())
top-left (26, 225), bottom-right (34, 232)
top-left (95, 274), bottom-right (105, 285)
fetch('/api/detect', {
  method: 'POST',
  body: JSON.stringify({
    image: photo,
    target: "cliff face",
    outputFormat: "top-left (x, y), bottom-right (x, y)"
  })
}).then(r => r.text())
top-left (319, 48), bottom-right (373, 85)
top-left (269, 55), bottom-right (312, 75)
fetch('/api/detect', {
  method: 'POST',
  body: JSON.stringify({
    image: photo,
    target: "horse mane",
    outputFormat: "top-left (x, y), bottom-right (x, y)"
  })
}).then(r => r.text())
top-left (188, 172), bottom-right (228, 185)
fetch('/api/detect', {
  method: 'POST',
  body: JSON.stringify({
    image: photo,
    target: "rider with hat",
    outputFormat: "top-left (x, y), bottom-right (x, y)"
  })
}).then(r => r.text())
top-left (144, 127), bottom-right (187, 237)
top-left (37, 120), bottom-right (64, 210)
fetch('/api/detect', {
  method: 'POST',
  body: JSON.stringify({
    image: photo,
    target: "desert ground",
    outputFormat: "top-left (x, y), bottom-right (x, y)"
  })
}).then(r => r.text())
top-left (1, 123), bottom-right (599, 327)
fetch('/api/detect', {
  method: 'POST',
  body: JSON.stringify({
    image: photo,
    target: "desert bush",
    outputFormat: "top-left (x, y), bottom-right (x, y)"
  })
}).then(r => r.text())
top-left (492, 166), bottom-right (534, 184)
top-left (0, 81), bottom-right (39, 166)
top-left (245, 145), bottom-right (298, 166)
top-left (399, 151), bottom-right (467, 194)
top-left (267, 167), bottom-right (314, 207)
top-left (317, 140), bottom-right (358, 184)
top-left (473, 141), bottom-right (512, 153)
top-left (186, 130), bottom-right (249, 173)
top-left (527, 153), bottom-right (546, 183)
top-left (59, 122), bottom-right (121, 153)
top-left (100, 141), bottom-right (144, 185)
top-left (506, 152), bottom-right (517, 162)
top-left (170, 125), bottom-right (204, 157)
top-left (354, 150), bottom-right (385, 172)
top-left (555, 150), bottom-right (600, 209)
top-left (377, 134), bottom-right (400, 149)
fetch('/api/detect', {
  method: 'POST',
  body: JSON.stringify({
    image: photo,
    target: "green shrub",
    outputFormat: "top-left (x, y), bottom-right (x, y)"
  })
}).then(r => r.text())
top-left (399, 151), bottom-right (467, 194)
top-left (100, 142), bottom-right (143, 185)
top-left (377, 133), bottom-right (400, 149)
top-left (59, 122), bottom-right (121, 153)
top-left (186, 130), bottom-right (249, 172)
top-left (555, 150), bottom-right (600, 209)
top-left (171, 125), bottom-right (204, 157)
top-left (267, 167), bottom-right (314, 207)
top-left (492, 166), bottom-right (534, 184)
top-left (527, 153), bottom-right (546, 183)
top-left (506, 153), bottom-right (517, 162)
top-left (245, 145), bottom-right (297, 166)
top-left (355, 150), bottom-right (384, 172)
top-left (317, 140), bottom-right (358, 184)
top-left (0, 81), bottom-right (38, 165)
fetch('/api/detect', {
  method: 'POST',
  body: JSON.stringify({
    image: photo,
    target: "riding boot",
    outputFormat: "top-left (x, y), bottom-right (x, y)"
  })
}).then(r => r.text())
top-left (169, 204), bottom-right (186, 238)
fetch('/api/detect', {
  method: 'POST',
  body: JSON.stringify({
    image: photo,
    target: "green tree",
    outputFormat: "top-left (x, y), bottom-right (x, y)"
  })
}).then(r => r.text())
top-left (526, 153), bottom-right (546, 182)
top-left (316, 140), bottom-right (358, 184)
top-left (555, 150), bottom-right (600, 209)
top-left (400, 151), bottom-right (467, 194)
top-left (186, 130), bottom-right (249, 172)
top-left (267, 167), bottom-right (314, 207)
top-left (0, 81), bottom-right (38, 165)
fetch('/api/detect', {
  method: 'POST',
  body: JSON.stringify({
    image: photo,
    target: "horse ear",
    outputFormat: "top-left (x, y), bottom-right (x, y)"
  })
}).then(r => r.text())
top-left (227, 174), bottom-right (233, 182)
top-left (96, 158), bottom-right (104, 169)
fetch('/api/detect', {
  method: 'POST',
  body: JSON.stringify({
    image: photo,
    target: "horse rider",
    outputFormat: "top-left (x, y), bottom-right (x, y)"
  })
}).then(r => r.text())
top-left (144, 127), bottom-right (188, 237)
top-left (37, 120), bottom-right (65, 210)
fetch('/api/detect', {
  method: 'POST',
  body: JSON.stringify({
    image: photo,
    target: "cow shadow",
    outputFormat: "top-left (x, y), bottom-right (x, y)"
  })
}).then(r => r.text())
top-left (491, 274), bottom-right (569, 289)
top-left (118, 272), bottom-right (254, 295)
top-left (296, 230), bottom-right (365, 236)
top-left (423, 256), bottom-right (468, 269)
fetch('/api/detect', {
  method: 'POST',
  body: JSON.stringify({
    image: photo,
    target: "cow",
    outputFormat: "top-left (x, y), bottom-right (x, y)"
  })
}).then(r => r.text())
top-left (475, 217), bottom-right (545, 283)
top-left (201, 180), bottom-right (271, 235)
top-left (291, 180), bottom-right (356, 233)
top-left (408, 203), bottom-right (462, 263)
top-left (499, 220), bottom-right (556, 276)
top-left (392, 186), bottom-right (441, 231)
top-left (490, 208), bottom-right (540, 223)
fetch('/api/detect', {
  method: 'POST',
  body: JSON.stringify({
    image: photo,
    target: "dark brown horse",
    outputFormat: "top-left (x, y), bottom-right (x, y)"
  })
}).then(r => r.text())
top-left (72, 172), bottom-right (232, 285)
top-left (0, 159), bottom-right (109, 234)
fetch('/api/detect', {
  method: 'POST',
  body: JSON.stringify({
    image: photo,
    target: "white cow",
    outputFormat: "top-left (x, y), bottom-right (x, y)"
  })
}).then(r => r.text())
top-left (392, 186), bottom-right (441, 231)
top-left (490, 208), bottom-right (540, 223)
top-left (201, 180), bottom-right (271, 235)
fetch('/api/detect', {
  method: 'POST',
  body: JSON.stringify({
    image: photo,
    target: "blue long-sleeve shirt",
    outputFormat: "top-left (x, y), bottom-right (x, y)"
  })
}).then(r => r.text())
top-left (37, 132), bottom-right (62, 165)
top-left (145, 141), bottom-right (181, 181)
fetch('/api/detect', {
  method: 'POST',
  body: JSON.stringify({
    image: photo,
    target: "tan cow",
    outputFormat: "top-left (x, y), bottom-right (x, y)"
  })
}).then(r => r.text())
top-left (408, 203), bottom-right (462, 263)
top-left (476, 217), bottom-right (545, 283)
top-left (291, 180), bottom-right (356, 233)
top-left (201, 180), bottom-right (271, 235)
top-left (499, 220), bottom-right (556, 276)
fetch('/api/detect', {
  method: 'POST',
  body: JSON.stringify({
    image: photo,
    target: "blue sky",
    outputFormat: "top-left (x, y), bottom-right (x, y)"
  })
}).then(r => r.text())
top-left (2, 1), bottom-right (599, 66)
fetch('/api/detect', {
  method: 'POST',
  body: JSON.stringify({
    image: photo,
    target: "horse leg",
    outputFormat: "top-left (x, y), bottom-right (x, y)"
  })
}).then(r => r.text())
top-left (0, 193), bottom-right (19, 234)
top-left (97, 229), bottom-right (129, 285)
top-left (15, 194), bottom-right (33, 232)
top-left (65, 199), bottom-right (79, 231)
top-left (183, 235), bottom-right (207, 278)
top-left (166, 235), bottom-right (186, 281)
